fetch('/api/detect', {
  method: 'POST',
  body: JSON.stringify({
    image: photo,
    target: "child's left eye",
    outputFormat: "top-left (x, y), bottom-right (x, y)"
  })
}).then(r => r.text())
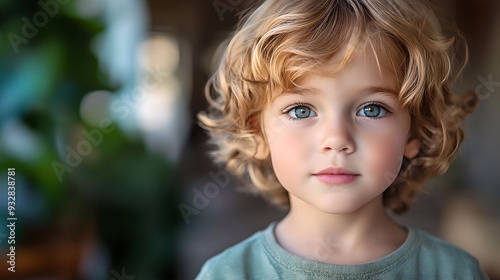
top-left (356, 104), bottom-right (389, 118)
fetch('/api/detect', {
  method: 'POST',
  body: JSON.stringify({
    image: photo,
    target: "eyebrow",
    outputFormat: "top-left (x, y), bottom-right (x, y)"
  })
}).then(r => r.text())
top-left (279, 86), bottom-right (398, 98)
top-left (280, 88), bottom-right (322, 97)
top-left (358, 86), bottom-right (399, 98)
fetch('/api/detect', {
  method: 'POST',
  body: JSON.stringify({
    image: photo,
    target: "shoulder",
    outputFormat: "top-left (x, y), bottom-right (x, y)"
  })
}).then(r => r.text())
top-left (408, 228), bottom-right (488, 279)
top-left (412, 228), bottom-right (477, 263)
top-left (195, 225), bottom-right (270, 280)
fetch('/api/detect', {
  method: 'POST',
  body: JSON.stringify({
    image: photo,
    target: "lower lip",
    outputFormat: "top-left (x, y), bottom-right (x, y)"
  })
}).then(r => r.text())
top-left (313, 174), bottom-right (359, 185)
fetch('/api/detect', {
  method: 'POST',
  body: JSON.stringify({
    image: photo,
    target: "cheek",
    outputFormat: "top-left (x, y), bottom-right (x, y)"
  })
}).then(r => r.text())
top-left (363, 129), bottom-right (407, 184)
top-left (268, 131), bottom-right (304, 178)
top-left (265, 121), bottom-right (312, 186)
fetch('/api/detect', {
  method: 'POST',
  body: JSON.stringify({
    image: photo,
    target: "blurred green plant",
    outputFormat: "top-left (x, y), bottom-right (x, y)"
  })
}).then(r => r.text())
top-left (0, 1), bottom-right (107, 208)
top-left (0, 2), bottom-right (181, 279)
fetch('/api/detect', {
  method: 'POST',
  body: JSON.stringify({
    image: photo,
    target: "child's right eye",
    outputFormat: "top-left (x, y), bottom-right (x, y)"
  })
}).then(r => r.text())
top-left (283, 103), bottom-right (318, 120)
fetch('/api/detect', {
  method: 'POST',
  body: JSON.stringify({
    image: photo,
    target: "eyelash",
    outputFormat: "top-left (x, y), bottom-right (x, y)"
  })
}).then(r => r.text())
top-left (281, 102), bottom-right (392, 121)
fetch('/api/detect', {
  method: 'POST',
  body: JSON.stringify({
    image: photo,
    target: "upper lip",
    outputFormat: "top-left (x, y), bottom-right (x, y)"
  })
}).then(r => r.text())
top-left (313, 167), bottom-right (358, 175)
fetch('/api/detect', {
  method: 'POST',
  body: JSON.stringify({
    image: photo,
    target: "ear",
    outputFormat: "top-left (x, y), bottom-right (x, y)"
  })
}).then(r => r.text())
top-left (404, 138), bottom-right (420, 159)
top-left (254, 135), bottom-right (269, 160)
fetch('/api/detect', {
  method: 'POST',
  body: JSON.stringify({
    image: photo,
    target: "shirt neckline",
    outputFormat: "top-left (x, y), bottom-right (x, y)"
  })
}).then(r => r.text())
top-left (261, 221), bottom-right (420, 278)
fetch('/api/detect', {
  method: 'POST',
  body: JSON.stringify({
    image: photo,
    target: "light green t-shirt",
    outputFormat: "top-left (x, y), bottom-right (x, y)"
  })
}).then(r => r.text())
top-left (195, 221), bottom-right (488, 280)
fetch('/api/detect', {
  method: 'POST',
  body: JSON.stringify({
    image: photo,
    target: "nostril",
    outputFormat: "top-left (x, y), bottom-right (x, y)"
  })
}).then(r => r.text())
top-left (322, 145), bottom-right (354, 153)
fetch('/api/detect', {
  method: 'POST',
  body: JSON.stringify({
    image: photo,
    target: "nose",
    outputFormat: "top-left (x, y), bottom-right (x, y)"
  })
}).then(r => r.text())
top-left (318, 115), bottom-right (355, 154)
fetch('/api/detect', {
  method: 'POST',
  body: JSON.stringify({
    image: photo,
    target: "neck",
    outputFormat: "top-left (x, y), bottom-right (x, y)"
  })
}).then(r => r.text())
top-left (274, 194), bottom-right (407, 264)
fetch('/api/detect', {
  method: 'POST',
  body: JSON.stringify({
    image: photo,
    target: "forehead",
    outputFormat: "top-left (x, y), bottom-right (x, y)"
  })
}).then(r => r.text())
top-left (272, 41), bottom-right (400, 100)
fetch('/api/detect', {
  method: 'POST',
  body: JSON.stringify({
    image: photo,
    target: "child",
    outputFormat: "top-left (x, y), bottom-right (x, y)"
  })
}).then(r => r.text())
top-left (196, 0), bottom-right (488, 279)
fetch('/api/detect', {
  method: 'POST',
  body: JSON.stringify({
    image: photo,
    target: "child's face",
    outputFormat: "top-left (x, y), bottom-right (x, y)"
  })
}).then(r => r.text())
top-left (261, 44), bottom-right (420, 214)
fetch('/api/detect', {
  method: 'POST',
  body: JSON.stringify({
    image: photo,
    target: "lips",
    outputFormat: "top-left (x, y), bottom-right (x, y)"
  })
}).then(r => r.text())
top-left (312, 167), bottom-right (360, 185)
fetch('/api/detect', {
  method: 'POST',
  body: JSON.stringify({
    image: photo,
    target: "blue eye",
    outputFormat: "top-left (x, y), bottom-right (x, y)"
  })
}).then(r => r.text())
top-left (356, 104), bottom-right (389, 118)
top-left (287, 105), bottom-right (317, 119)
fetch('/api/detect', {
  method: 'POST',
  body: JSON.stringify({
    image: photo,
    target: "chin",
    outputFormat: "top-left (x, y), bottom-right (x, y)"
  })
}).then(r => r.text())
top-left (312, 199), bottom-right (367, 215)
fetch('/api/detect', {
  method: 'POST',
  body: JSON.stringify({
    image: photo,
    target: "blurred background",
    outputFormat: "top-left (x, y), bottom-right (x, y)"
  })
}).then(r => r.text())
top-left (0, 0), bottom-right (498, 279)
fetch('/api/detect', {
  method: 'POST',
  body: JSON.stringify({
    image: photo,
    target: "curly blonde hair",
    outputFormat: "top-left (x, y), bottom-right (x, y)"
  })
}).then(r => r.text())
top-left (198, 0), bottom-right (478, 214)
